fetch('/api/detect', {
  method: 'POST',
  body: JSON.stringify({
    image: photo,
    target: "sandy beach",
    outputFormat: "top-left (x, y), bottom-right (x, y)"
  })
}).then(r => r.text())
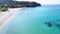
top-left (0, 8), bottom-right (22, 29)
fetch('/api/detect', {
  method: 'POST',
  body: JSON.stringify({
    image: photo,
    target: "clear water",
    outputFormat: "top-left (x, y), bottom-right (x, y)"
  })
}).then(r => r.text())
top-left (2, 5), bottom-right (60, 34)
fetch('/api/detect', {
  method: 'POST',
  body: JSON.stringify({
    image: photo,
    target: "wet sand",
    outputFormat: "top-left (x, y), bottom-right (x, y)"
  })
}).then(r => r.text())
top-left (0, 8), bottom-right (22, 29)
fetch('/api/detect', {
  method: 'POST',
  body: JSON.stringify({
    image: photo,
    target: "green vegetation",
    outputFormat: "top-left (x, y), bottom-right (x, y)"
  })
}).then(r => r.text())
top-left (0, 4), bottom-right (8, 12)
top-left (0, 7), bottom-right (8, 12)
top-left (0, 1), bottom-right (41, 12)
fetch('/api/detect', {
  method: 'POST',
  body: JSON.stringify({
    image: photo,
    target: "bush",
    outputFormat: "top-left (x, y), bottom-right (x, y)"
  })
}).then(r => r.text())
top-left (0, 4), bottom-right (8, 12)
top-left (0, 7), bottom-right (8, 12)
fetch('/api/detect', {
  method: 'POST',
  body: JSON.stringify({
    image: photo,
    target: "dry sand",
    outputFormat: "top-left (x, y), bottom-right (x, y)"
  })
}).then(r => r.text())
top-left (0, 8), bottom-right (22, 29)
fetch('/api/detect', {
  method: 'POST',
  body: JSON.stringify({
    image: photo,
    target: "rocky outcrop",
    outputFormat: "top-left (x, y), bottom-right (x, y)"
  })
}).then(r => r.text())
top-left (0, 1), bottom-right (41, 8)
top-left (7, 1), bottom-right (41, 8)
top-left (0, 0), bottom-right (12, 5)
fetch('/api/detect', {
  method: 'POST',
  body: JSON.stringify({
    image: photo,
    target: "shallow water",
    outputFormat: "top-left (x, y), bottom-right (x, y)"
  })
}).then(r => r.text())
top-left (2, 5), bottom-right (60, 34)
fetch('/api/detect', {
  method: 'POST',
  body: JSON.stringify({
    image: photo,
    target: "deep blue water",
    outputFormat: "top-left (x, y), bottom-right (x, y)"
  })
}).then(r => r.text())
top-left (2, 5), bottom-right (60, 34)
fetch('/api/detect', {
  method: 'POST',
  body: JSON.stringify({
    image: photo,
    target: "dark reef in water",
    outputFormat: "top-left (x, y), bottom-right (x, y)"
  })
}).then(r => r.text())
top-left (56, 20), bottom-right (60, 22)
top-left (56, 24), bottom-right (60, 29)
top-left (45, 22), bottom-right (52, 27)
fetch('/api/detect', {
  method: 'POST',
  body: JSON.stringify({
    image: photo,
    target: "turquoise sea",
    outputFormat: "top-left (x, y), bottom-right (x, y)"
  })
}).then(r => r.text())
top-left (2, 5), bottom-right (60, 34)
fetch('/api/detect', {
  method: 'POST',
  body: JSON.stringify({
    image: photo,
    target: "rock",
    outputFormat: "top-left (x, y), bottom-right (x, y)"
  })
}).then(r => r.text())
top-left (9, 1), bottom-right (41, 8)
top-left (45, 22), bottom-right (52, 27)
top-left (0, 1), bottom-right (41, 8)
top-left (0, 0), bottom-right (12, 4)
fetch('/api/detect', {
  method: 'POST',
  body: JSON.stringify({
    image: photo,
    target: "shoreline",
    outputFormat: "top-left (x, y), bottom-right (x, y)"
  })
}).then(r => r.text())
top-left (0, 8), bottom-right (23, 29)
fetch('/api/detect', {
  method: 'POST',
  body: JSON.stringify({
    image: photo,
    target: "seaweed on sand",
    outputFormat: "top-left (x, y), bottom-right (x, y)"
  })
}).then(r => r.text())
top-left (56, 24), bottom-right (60, 29)
top-left (56, 20), bottom-right (60, 22)
top-left (45, 21), bottom-right (52, 27)
top-left (46, 17), bottom-right (60, 29)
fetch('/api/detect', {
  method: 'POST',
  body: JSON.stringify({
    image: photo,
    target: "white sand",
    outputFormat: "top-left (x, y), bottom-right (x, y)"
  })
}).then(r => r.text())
top-left (0, 8), bottom-right (22, 29)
